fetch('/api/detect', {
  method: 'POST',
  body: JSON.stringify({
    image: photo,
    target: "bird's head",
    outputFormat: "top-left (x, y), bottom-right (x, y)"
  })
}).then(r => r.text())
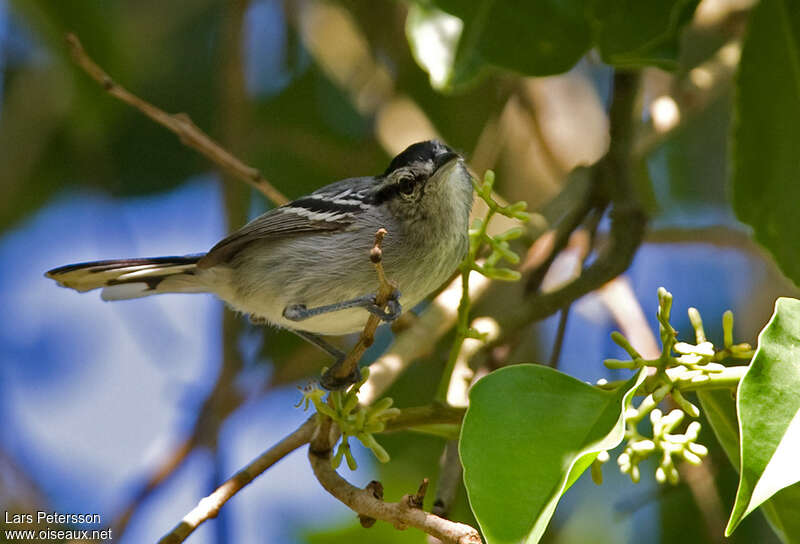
top-left (371, 140), bottom-right (473, 224)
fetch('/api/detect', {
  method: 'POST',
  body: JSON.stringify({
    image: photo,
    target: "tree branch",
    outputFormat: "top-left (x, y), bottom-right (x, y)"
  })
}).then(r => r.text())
top-left (321, 228), bottom-right (396, 389)
top-left (432, 440), bottom-right (463, 518)
top-left (381, 403), bottom-right (466, 433)
top-left (487, 72), bottom-right (647, 347)
top-left (157, 417), bottom-right (316, 544)
top-left (308, 449), bottom-right (482, 544)
top-left (64, 33), bottom-right (289, 206)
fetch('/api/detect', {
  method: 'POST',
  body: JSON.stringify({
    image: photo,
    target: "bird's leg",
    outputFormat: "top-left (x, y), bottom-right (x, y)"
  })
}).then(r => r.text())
top-left (292, 329), bottom-right (346, 360)
top-left (282, 290), bottom-right (402, 323)
top-left (291, 330), bottom-right (360, 390)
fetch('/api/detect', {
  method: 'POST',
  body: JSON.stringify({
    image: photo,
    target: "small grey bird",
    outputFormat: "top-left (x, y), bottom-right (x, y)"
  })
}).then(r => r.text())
top-left (47, 140), bottom-right (474, 387)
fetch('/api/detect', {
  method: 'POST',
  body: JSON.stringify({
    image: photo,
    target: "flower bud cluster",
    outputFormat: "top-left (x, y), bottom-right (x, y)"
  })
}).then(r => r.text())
top-left (600, 288), bottom-right (752, 485)
top-left (301, 368), bottom-right (400, 469)
top-left (468, 170), bottom-right (531, 283)
top-left (617, 409), bottom-right (708, 484)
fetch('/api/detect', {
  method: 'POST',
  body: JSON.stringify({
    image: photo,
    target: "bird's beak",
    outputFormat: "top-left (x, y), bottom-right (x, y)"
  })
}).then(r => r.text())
top-left (433, 151), bottom-right (460, 172)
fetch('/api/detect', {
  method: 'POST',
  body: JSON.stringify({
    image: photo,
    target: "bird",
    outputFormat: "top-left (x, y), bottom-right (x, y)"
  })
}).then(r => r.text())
top-left (46, 140), bottom-right (474, 387)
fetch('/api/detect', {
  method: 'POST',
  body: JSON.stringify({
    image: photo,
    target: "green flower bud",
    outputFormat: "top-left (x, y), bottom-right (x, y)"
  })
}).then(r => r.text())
top-left (364, 421), bottom-right (386, 434)
top-left (630, 465), bottom-right (641, 483)
top-left (332, 442), bottom-right (345, 469)
top-left (663, 409), bottom-right (685, 428)
top-left (687, 307), bottom-right (706, 343)
top-left (343, 393), bottom-right (360, 414)
top-left (668, 466), bottom-right (679, 485)
top-left (632, 440), bottom-right (656, 454)
top-left (683, 450), bottom-right (702, 465)
top-left (496, 227), bottom-right (525, 241)
top-left (611, 331), bottom-right (642, 359)
top-left (686, 421), bottom-right (702, 439)
top-left (345, 446), bottom-right (358, 470)
top-left (723, 310), bottom-right (734, 348)
top-left (484, 267), bottom-right (521, 281)
top-left (650, 408), bottom-right (664, 425)
top-left (482, 170), bottom-right (496, 192)
top-left (604, 358), bottom-right (638, 369)
top-left (687, 442), bottom-right (708, 457)
top-left (355, 408), bottom-right (366, 429)
top-left (370, 397), bottom-right (394, 412)
top-left (506, 201), bottom-right (527, 214)
top-left (358, 433), bottom-right (390, 463)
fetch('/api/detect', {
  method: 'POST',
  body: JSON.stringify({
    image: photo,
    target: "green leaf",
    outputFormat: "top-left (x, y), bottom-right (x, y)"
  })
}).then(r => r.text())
top-left (726, 298), bottom-right (800, 537)
top-left (731, 0), bottom-right (800, 286)
top-left (412, 0), bottom-right (592, 90)
top-left (460, 364), bottom-right (643, 544)
top-left (697, 389), bottom-right (740, 465)
top-left (405, 4), bottom-right (464, 91)
top-left (406, 0), bottom-right (699, 90)
top-left (699, 388), bottom-right (800, 544)
top-left (591, 0), bottom-right (700, 69)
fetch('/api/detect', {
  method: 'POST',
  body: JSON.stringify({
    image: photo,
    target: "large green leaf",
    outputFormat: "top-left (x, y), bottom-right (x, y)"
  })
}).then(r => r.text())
top-left (699, 387), bottom-right (800, 544)
top-left (723, 298), bottom-right (800, 538)
top-left (406, 0), bottom-right (698, 91)
top-left (591, 0), bottom-right (700, 69)
top-left (460, 364), bottom-right (643, 544)
top-left (408, 0), bottom-right (591, 90)
top-left (731, 0), bottom-right (800, 286)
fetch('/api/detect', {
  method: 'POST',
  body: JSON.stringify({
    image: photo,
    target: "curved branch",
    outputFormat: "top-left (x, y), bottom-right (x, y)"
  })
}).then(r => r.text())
top-left (64, 33), bottom-right (289, 206)
top-left (308, 449), bottom-right (482, 544)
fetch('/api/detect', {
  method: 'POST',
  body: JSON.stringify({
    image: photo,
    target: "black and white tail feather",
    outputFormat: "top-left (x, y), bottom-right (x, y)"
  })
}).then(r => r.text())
top-left (46, 255), bottom-right (207, 300)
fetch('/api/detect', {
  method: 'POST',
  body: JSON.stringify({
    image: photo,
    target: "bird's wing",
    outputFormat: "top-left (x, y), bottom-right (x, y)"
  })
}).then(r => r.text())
top-left (198, 177), bottom-right (376, 268)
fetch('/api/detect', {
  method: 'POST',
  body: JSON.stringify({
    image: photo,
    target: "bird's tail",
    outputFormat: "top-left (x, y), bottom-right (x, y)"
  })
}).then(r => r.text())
top-left (46, 255), bottom-right (207, 300)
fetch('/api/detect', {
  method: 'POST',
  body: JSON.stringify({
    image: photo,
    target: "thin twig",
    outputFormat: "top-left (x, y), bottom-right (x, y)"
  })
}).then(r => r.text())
top-left (157, 417), bottom-right (316, 544)
top-left (322, 228), bottom-right (396, 388)
top-left (64, 33), bottom-right (289, 206)
top-left (548, 307), bottom-right (570, 368)
top-left (381, 403), bottom-right (466, 433)
top-left (432, 440), bottom-right (462, 518)
top-left (308, 449), bottom-right (482, 544)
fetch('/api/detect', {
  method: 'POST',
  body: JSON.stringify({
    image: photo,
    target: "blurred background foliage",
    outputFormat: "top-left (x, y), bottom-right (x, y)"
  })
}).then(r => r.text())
top-left (0, 0), bottom-right (798, 543)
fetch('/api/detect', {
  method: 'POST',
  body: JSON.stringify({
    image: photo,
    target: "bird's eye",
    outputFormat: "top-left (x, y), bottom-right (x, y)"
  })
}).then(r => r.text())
top-left (399, 178), bottom-right (415, 195)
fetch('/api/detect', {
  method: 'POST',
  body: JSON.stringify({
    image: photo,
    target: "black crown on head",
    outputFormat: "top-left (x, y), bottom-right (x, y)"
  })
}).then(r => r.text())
top-left (383, 140), bottom-right (455, 176)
